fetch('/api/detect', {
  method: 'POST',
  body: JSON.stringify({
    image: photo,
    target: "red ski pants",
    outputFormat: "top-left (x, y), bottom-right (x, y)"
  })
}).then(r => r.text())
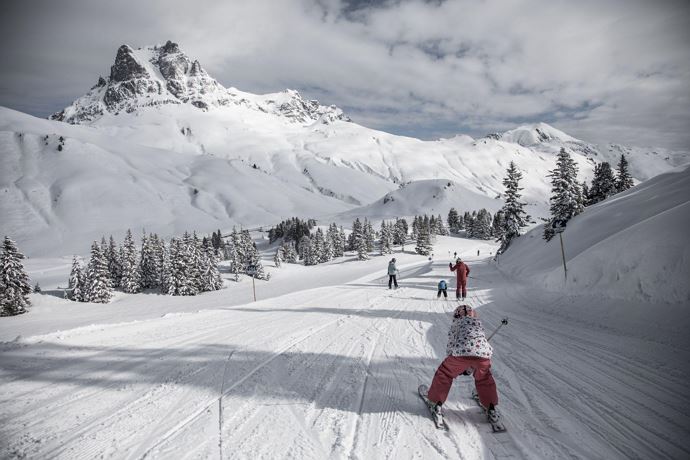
top-left (455, 280), bottom-right (467, 299)
top-left (428, 356), bottom-right (498, 408)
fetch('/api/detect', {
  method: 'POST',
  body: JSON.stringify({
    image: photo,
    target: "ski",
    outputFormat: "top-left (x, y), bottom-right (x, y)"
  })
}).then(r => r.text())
top-left (471, 391), bottom-right (507, 432)
top-left (418, 384), bottom-right (449, 430)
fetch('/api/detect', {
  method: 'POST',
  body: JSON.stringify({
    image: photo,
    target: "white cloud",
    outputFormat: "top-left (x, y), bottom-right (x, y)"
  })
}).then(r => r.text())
top-left (1, 0), bottom-right (688, 149)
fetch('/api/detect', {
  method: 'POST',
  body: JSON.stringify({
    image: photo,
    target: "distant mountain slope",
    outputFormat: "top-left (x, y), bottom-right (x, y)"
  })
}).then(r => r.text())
top-left (1, 40), bottom-right (688, 256)
top-left (334, 179), bottom-right (503, 223)
top-left (499, 164), bottom-right (690, 303)
top-left (0, 107), bottom-right (357, 256)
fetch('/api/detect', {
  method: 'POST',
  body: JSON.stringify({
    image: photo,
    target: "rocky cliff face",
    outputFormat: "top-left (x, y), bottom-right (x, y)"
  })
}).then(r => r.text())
top-left (50, 40), bottom-right (349, 125)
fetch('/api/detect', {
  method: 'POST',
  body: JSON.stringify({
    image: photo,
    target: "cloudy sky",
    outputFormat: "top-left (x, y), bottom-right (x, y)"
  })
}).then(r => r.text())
top-left (2, 0), bottom-right (689, 149)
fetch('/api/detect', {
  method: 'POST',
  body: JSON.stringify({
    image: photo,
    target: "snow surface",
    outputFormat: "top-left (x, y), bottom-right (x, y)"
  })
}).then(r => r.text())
top-left (1, 234), bottom-right (688, 459)
top-left (499, 164), bottom-right (690, 303)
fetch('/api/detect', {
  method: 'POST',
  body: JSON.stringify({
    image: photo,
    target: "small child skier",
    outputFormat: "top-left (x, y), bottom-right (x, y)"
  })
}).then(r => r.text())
top-left (426, 304), bottom-right (500, 424)
top-left (437, 280), bottom-right (448, 299)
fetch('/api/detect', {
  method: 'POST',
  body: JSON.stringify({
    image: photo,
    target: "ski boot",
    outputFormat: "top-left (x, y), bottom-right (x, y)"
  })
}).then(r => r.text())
top-left (487, 403), bottom-right (500, 424)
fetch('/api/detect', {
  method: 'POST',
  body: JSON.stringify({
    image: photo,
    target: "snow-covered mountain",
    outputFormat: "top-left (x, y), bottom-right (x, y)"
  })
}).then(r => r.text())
top-left (50, 41), bottom-right (349, 126)
top-left (1, 41), bottom-right (688, 256)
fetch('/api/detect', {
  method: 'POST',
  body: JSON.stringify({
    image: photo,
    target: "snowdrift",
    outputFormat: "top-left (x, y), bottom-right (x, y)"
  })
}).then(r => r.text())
top-left (499, 164), bottom-right (690, 303)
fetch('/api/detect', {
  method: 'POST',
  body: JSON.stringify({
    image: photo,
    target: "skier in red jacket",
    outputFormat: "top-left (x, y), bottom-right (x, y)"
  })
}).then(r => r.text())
top-left (449, 258), bottom-right (470, 301)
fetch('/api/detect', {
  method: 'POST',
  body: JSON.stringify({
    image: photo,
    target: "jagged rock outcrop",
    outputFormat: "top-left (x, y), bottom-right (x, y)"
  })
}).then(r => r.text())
top-left (50, 40), bottom-right (349, 125)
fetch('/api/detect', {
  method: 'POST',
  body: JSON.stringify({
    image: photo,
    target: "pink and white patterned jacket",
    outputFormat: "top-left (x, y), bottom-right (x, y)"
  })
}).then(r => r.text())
top-left (446, 316), bottom-right (493, 359)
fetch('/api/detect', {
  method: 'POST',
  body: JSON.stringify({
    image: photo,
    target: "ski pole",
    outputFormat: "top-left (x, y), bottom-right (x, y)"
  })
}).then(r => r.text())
top-left (487, 318), bottom-right (509, 342)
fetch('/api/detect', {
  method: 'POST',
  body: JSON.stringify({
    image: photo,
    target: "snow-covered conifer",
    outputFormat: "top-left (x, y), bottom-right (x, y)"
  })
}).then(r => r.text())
top-left (298, 235), bottom-right (312, 264)
top-left (379, 221), bottom-right (393, 255)
top-left (363, 219), bottom-right (375, 252)
top-left (120, 229), bottom-right (141, 293)
top-left (414, 226), bottom-right (432, 256)
top-left (106, 236), bottom-right (122, 287)
top-left (0, 236), bottom-right (31, 316)
top-left (436, 214), bottom-right (448, 236)
top-left (447, 208), bottom-right (460, 233)
top-left (83, 241), bottom-right (112, 303)
top-left (140, 232), bottom-right (161, 289)
top-left (200, 241), bottom-right (223, 291)
top-left (68, 255), bottom-right (85, 301)
top-left (498, 161), bottom-right (530, 251)
top-left (492, 210), bottom-right (505, 240)
top-left (274, 247), bottom-right (282, 268)
top-left (544, 148), bottom-right (583, 240)
top-left (616, 154), bottom-right (634, 192)
top-left (589, 162), bottom-right (617, 205)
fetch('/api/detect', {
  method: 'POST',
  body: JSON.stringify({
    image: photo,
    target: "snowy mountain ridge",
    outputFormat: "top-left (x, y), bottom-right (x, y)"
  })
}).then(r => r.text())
top-left (2, 40), bottom-right (689, 257)
top-left (50, 41), bottom-right (349, 126)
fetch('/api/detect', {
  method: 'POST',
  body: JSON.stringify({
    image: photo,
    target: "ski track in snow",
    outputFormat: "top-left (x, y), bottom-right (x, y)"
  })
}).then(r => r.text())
top-left (1, 240), bottom-right (689, 459)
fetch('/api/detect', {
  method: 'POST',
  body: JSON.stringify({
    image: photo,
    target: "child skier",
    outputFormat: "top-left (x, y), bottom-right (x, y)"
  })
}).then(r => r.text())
top-left (425, 304), bottom-right (500, 424)
top-left (437, 280), bottom-right (448, 299)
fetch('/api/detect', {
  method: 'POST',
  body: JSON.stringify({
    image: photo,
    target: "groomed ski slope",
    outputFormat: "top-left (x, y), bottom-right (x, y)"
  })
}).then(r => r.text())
top-left (1, 237), bottom-right (689, 459)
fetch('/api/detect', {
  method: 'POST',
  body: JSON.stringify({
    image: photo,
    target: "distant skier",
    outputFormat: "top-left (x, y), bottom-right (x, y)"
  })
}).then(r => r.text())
top-left (477, 249), bottom-right (480, 256)
top-left (387, 258), bottom-right (399, 289)
top-left (437, 280), bottom-right (448, 299)
top-left (425, 305), bottom-right (500, 424)
top-left (449, 258), bottom-right (470, 300)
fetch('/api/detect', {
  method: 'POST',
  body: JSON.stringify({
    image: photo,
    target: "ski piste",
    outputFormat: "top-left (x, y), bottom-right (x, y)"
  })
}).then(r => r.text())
top-left (418, 384), bottom-right (449, 430)
top-left (472, 390), bottom-right (507, 433)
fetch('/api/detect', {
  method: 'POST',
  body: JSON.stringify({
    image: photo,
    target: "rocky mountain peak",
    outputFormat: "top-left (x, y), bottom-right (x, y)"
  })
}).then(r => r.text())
top-left (50, 40), bottom-right (349, 125)
top-left (110, 44), bottom-right (149, 83)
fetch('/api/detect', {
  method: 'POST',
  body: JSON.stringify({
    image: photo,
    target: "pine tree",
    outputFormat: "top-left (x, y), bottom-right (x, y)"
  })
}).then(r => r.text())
top-left (462, 211), bottom-right (472, 231)
top-left (338, 226), bottom-right (347, 256)
top-left (187, 232), bottom-right (203, 290)
top-left (491, 210), bottom-right (505, 241)
top-left (298, 235), bottom-right (311, 264)
top-left (447, 208), bottom-right (460, 233)
top-left (589, 162), bottom-right (617, 205)
top-left (106, 235), bottom-right (122, 287)
top-left (465, 212), bottom-right (477, 238)
top-left (498, 161), bottom-right (530, 252)
top-left (200, 240), bottom-right (223, 291)
top-left (379, 221), bottom-right (393, 255)
top-left (327, 223), bottom-right (344, 258)
top-left (415, 225), bottom-right (432, 256)
top-left (120, 229), bottom-right (141, 293)
top-left (363, 219), bottom-right (375, 252)
top-left (436, 214), bottom-right (448, 236)
top-left (319, 228), bottom-right (333, 263)
top-left (83, 241), bottom-right (112, 303)
top-left (474, 209), bottom-right (493, 240)
top-left (68, 255), bottom-right (85, 301)
top-left (356, 228), bottom-right (369, 260)
top-left (224, 239), bottom-right (240, 274)
top-left (581, 181), bottom-right (590, 206)
top-left (544, 148), bottom-right (584, 240)
top-left (248, 248), bottom-right (267, 280)
top-left (616, 154), bottom-right (634, 193)
top-left (140, 232), bottom-right (160, 289)
top-left (393, 218), bottom-right (408, 249)
top-left (274, 247), bottom-right (282, 268)
top-left (279, 242), bottom-right (296, 264)
top-left (0, 236), bottom-right (31, 316)
top-left (311, 229), bottom-right (325, 264)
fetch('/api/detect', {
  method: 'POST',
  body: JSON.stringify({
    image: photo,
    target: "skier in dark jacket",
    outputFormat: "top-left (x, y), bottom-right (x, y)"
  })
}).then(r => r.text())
top-left (449, 258), bottom-right (470, 300)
